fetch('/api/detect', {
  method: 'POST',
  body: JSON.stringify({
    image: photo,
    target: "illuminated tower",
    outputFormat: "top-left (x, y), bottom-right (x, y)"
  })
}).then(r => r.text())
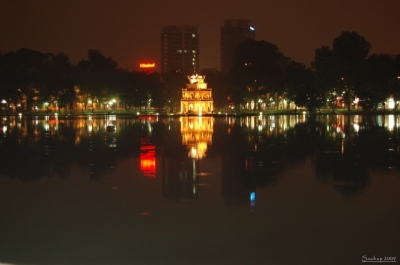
top-left (220, 19), bottom-right (255, 72)
top-left (181, 74), bottom-right (213, 114)
top-left (161, 25), bottom-right (199, 74)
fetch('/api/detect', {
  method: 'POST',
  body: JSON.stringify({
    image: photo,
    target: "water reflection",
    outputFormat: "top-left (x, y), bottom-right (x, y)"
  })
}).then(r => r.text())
top-left (140, 118), bottom-right (156, 178)
top-left (1, 114), bottom-right (399, 184)
top-left (162, 117), bottom-right (213, 201)
top-left (181, 116), bottom-right (213, 160)
top-left (1, 113), bottom-right (400, 264)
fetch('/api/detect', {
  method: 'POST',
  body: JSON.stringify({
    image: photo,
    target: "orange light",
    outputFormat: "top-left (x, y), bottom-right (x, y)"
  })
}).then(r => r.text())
top-left (140, 63), bottom-right (155, 68)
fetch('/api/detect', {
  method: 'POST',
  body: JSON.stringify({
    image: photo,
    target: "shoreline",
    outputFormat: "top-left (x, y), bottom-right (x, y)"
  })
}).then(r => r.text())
top-left (1, 108), bottom-right (399, 117)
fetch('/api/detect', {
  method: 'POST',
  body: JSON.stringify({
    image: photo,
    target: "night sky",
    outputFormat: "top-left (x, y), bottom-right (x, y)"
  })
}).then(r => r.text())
top-left (1, 0), bottom-right (399, 71)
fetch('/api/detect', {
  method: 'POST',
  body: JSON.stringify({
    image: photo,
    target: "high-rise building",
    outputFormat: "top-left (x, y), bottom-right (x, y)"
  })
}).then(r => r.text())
top-left (220, 19), bottom-right (255, 72)
top-left (161, 26), bottom-right (199, 74)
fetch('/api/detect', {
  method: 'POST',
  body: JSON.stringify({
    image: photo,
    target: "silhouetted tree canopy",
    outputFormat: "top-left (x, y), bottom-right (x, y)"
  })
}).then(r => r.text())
top-left (229, 39), bottom-right (289, 110)
top-left (313, 31), bottom-right (372, 111)
top-left (285, 61), bottom-right (320, 111)
top-left (1, 31), bottom-right (399, 113)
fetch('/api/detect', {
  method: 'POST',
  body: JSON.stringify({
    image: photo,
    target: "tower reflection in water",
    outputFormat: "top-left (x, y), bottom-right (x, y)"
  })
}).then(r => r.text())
top-left (162, 116), bottom-right (213, 201)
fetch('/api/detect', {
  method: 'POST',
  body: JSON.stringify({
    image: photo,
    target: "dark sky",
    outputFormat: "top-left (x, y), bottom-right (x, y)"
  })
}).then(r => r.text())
top-left (1, 0), bottom-right (399, 71)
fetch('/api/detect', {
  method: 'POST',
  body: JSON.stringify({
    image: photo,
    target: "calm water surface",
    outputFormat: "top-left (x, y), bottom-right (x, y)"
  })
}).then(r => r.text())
top-left (0, 114), bottom-right (399, 264)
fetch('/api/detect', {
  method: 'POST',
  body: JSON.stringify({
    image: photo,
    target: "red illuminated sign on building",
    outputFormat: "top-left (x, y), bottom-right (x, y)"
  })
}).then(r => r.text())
top-left (139, 63), bottom-right (155, 69)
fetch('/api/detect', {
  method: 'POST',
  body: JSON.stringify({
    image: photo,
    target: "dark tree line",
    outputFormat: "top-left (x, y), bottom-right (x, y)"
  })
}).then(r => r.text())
top-left (228, 31), bottom-right (400, 112)
top-left (1, 31), bottom-right (399, 113)
top-left (0, 49), bottom-right (167, 112)
top-left (310, 32), bottom-right (399, 111)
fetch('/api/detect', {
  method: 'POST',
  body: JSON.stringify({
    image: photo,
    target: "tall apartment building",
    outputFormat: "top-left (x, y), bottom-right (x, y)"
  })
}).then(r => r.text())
top-left (220, 19), bottom-right (255, 72)
top-left (161, 26), bottom-right (200, 74)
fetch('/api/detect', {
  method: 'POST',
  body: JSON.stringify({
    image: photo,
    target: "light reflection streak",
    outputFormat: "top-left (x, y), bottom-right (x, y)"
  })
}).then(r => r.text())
top-left (387, 115), bottom-right (395, 131)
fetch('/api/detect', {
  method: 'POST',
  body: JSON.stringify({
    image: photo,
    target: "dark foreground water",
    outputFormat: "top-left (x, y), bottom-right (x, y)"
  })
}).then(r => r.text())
top-left (0, 114), bottom-right (399, 264)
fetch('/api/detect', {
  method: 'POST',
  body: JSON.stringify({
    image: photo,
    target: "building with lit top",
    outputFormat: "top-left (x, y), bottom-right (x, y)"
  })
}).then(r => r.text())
top-left (180, 74), bottom-right (213, 114)
top-left (220, 19), bottom-right (255, 72)
top-left (161, 25), bottom-right (199, 74)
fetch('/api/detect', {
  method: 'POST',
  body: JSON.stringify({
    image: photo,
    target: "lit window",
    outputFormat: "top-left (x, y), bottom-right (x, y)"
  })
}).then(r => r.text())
top-left (192, 50), bottom-right (196, 53)
top-left (192, 34), bottom-right (196, 38)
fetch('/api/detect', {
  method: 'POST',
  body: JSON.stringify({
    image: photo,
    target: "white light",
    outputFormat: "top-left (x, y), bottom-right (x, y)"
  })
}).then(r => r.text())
top-left (388, 98), bottom-right (395, 109)
top-left (388, 115), bottom-right (395, 131)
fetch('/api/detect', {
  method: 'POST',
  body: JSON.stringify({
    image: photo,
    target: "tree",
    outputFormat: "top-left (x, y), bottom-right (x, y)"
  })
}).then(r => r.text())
top-left (312, 32), bottom-right (371, 111)
top-left (392, 55), bottom-right (400, 111)
top-left (141, 72), bottom-right (163, 112)
top-left (58, 87), bottom-right (76, 112)
top-left (0, 49), bottom-right (59, 111)
top-left (332, 32), bottom-right (371, 110)
top-left (161, 72), bottom-right (187, 112)
top-left (76, 50), bottom-right (119, 109)
top-left (117, 69), bottom-right (137, 110)
top-left (230, 39), bottom-right (288, 110)
top-left (357, 54), bottom-right (399, 110)
top-left (199, 69), bottom-right (230, 112)
top-left (43, 53), bottom-right (75, 110)
top-left (285, 61), bottom-right (320, 111)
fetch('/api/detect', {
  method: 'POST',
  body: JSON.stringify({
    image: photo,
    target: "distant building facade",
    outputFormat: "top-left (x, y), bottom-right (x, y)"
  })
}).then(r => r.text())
top-left (181, 74), bottom-right (213, 114)
top-left (220, 19), bottom-right (255, 72)
top-left (161, 26), bottom-right (200, 74)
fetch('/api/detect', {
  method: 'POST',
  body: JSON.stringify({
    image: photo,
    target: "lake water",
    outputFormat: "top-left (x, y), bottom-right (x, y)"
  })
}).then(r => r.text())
top-left (0, 114), bottom-right (399, 264)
